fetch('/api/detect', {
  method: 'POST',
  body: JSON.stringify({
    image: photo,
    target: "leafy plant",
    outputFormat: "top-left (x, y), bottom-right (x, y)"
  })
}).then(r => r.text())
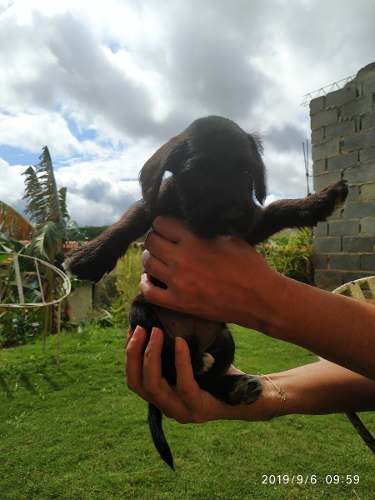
top-left (0, 233), bottom-right (24, 253)
top-left (0, 234), bottom-right (26, 306)
top-left (0, 235), bottom-right (42, 347)
top-left (0, 309), bottom-right (42, 347)
top-left (257, 228), bottom-right (313, 284)
top-left (0, 201), bottom-right (34, 241)
top-left (22, 147), bottom-right (71, 339)
top-left (0, 233), bottom-right (70, 347)
top-left (23, 146), bottom-right (69, 263)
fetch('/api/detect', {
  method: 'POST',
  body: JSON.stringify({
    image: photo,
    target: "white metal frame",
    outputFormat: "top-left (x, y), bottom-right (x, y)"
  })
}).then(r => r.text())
top-left (0, 252), bottom-right (71, 309)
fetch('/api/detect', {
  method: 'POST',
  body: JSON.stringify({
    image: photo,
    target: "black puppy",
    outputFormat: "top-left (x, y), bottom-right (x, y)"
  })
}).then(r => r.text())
top-left (66, 115), bottom-right (348, 469)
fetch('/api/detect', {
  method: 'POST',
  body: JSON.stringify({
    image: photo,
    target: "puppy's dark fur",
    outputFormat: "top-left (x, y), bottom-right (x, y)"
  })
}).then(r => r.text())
top-left (66, 116), bottom-right (348, 469)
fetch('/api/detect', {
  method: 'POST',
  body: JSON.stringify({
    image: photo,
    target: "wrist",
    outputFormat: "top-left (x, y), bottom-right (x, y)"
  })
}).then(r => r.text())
top-left (237, 267), bottom-right (288, 336)
top-left (258, 374), bottom-right (287, 418)
top-left (266, 371), bottom-right (302, 416)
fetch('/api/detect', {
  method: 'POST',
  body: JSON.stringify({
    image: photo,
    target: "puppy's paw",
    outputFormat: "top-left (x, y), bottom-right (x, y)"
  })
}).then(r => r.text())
top-left (312, 180), bottom-right (348, 222)
top-left (227, 374), bottom-right (262, 405)
top-left (321, 180), bottom-right (348, 208)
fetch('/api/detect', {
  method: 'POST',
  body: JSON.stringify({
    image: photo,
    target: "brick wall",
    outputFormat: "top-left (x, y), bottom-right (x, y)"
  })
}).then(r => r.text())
top-left (310, 62), bottom-right (375, 290)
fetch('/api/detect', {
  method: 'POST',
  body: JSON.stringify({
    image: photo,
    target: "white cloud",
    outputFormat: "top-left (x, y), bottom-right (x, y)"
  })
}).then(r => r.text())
top-left (0, 159), bottom-right (26, 209)
top-left (264, 147), bottom-right (309, 198)
top-left (0, 112), bottom-right (80, 156)
top-left (55, 140), bottom-right (153, 224)
top-left (56, 138), bottom-right (155, 185)
top-left (0, 137), bottom-right (153, 226)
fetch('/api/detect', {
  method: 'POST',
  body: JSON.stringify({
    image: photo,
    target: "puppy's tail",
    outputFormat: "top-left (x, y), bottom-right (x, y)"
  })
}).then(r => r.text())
top-left (148, 403), bottom-right (175, 471)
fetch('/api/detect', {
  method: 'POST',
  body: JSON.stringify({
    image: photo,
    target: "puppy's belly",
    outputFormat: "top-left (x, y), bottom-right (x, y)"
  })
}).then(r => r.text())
top-left (152, 305), bottom-right (222, 354)
top-left (129, 294), bottom-right (231, 381)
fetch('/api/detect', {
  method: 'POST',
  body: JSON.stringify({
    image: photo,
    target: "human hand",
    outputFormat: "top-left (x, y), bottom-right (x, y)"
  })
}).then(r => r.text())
top-left (140, 216), bottom-right (283, 332)
top-left (125, 325), bottom-right (277, 423)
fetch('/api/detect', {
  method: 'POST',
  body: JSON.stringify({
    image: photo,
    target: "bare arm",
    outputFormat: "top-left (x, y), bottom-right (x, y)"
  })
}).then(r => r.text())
top-left (267, 359), bottom-right (375, 417)
top-left (140, 217), bottom-right (375, 380)
top-left (268, 276), bottom-right (375, 381)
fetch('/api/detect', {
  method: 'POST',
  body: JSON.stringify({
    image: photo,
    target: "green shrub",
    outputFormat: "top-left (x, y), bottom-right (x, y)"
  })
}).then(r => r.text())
top-left (0, 309), bottom-right (43, 347)
top-left (257, 228), bottom-right (313, 284)
top-left (110, 245), bottom-right (143, 326)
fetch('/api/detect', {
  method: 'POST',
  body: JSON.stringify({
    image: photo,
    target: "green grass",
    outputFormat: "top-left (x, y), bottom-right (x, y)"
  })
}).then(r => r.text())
top-left (0, 326), bottom-right (374, 499)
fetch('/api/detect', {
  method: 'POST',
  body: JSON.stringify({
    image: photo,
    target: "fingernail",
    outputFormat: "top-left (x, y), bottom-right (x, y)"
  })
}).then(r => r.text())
top-left (133, 326), bottom-right (144, 338)
top-left (175, 336), bottom-right (184, 351)
top-left (151, 327), bottom-right (162, 338)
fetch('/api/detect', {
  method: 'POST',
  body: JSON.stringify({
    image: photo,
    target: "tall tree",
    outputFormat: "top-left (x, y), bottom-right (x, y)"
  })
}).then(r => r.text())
top-left (23, 146), bottom-right (69, 263)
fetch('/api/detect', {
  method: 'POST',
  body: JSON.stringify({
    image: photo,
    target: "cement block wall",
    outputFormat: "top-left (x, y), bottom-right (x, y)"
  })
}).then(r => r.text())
top-left (310, 62), bottom-right (375, 290)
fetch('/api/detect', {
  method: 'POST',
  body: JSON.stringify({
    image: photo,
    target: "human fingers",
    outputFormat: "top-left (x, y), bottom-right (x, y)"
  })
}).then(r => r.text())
top-left (126, 326), bottom-right (148, 399)
top-left (143, 327), bottom-right (164, 389)
top-left (140, 273), bottom-right (175, 309)
top-left (144, 230), bottom-right (176, 265)
top-left (141, 249), bottom-right (170, 284)
top-left (126, 327), bottom-right (133, 347)
top-left (152, 216), bottom-right (190, 243)
top-left (142, 328), bottom-right (189, 419)
top-left (126, 326), bottom-right (185, 417)
top-left (174, 337), bottom-right (202, 416)
top-left (143, 329), bottom-right (180, 398)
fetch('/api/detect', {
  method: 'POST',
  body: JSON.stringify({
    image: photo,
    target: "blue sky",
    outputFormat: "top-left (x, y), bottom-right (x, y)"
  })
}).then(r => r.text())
top-left (0, 144), bottom-right (37, 166)
top-left (0, 0), bottom-right (374, 225)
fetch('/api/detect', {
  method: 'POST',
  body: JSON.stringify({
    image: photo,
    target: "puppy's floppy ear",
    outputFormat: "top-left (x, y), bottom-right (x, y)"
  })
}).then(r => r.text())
top-left (139, 135), bottom-right (190, 209)
top-left (247, 134), bottom-right (266, 205)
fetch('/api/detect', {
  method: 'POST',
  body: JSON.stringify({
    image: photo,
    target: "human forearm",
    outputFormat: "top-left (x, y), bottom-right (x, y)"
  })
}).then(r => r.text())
top-left (197, 360), bottom-right (375, 422)
top-left (260, 360), bottom-right (375, 418)
top-left (261, 274), bottom-right (375, 380)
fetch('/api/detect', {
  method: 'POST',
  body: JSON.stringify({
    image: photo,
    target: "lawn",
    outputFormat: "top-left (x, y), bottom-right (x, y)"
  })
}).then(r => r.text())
top-left (0, 325), bottom-right (374, 499)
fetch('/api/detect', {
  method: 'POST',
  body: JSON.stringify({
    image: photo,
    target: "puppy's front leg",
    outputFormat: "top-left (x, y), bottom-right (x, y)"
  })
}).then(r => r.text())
top-left (66, 200), bottom-right (152, 282)
top-left (248, 180), bottom-right (348, 245)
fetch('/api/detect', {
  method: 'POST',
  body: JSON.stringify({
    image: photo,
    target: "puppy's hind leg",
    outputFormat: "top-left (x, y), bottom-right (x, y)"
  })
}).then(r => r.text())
top-left (196, 325), bottom-right (262, 406)
top-left (198, 372), bottom-right (262, 405)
